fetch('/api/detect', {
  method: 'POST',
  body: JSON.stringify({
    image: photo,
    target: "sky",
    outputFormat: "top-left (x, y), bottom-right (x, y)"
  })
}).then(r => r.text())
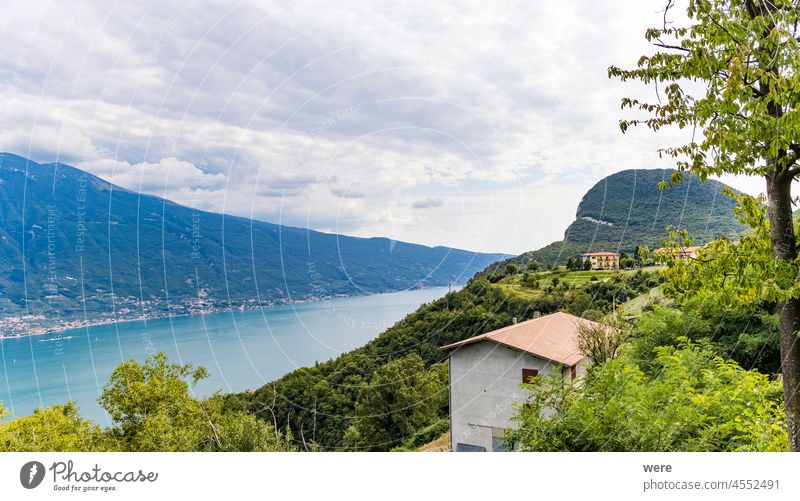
top-left (0, 0), bottom-right (774, 255)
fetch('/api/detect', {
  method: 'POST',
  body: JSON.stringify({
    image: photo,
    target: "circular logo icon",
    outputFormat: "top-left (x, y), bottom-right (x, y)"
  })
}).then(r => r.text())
top-left (20, 461), bottom-right (46, 489)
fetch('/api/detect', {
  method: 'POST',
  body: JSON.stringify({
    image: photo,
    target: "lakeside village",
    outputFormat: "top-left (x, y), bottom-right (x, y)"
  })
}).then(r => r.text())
top-left (0, 248), bottom-right (697, 340)
top-left (0, 288), bottom-right (352, 339)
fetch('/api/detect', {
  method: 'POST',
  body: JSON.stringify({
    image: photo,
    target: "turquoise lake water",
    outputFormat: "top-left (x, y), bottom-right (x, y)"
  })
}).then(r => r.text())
top-left (0, 287), bottom-right (449, 424)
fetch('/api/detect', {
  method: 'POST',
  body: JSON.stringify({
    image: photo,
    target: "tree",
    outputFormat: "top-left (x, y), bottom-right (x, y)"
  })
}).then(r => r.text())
top-left (510, 342), bottom-right (787, 451)
top-left (99, 353), bottom-right (210, 451)
top-left (505, 263), bottom-right (520, 275)
top-left (578, 311), bottom-right (631, 365)
top-left (631, 291), bottom-right (781, 375)
top-left (99, 352), bottom-right (292, 451)
top-left (0, 402), bottom-right (102, 452)
top-left (342, 354), bottom-right (446, 451)
top-left (609, 0), bottom-right (800, 450)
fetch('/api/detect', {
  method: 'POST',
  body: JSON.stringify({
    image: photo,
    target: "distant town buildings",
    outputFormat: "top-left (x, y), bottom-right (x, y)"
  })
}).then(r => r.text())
top-left (674, 246), bottom-right (701, 260)
top-left (581, 251), bottom-right (620, 270)
top-left (654, 245), bottom-right (701, 261)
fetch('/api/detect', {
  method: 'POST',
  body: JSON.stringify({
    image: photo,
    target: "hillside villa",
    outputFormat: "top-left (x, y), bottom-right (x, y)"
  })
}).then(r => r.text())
top-left (676, 246), bottom-right (701, 259)
top-left (580, 251), bottom-right (619, 270)
top-left (655, 245), bottom-right (701, 260)
top-left (439, 311), bottom-right (604, 452)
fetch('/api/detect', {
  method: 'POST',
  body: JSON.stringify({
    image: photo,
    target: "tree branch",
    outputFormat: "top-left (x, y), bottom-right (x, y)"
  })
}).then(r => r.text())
top-left (654, 41), bottom-right (690, 52)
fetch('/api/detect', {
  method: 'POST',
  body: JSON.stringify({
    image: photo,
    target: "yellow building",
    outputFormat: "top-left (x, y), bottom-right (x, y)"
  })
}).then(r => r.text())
top-left (654, 245), bottom-right (701, 261)
top-left (581, 251), bottom-right (620, 270)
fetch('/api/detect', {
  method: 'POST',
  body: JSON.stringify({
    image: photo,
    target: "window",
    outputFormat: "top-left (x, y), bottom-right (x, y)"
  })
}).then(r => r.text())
top-left (570, 365), bottom-right (577, 380)
top-left (456, 443), bottom-right (486, 452)
top-left (522, 368), bottom-right (539, 384)
top-left (491, 428), bottom-right (508, 452)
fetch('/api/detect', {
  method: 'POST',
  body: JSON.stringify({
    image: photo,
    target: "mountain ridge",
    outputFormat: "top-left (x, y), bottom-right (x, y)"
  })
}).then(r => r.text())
top-left (0, 152), bottom-right (508, 330)
top-left (486, 168), bottom-right (746, 271)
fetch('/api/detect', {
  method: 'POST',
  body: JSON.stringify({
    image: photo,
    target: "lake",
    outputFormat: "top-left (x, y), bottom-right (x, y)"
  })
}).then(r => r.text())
top-left (0, 287), bottom-right (450, 424)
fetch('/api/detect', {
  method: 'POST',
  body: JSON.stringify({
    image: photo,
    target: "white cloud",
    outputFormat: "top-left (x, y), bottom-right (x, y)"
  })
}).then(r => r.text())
top-left (79, 157), bottom-right (228, 194)
top-left (0, 0), bottom-right (749, 254)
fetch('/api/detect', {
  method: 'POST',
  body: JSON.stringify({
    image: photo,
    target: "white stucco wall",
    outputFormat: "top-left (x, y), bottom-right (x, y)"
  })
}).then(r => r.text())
top-left (448, 341), bottom-right (582, 452)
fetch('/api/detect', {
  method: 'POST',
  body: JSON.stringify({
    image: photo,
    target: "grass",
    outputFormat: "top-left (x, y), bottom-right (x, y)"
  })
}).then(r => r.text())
top-left (620, 287), bottom-right (668, 316)
top-left (494, 266), bottom-right (665, 303)
top-left (497, 267), bottom-right (626, 300)
top-left (417, 432), bottom-right (451, 452)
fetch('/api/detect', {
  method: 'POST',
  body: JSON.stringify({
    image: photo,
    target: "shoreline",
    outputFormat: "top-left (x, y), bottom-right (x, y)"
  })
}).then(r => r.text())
top-left (0, 285), bottom-right (455, 342)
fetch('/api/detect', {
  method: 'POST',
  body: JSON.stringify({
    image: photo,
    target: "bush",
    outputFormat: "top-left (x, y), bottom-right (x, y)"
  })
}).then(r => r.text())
top-left (510, 342), bottom-right (787, 452)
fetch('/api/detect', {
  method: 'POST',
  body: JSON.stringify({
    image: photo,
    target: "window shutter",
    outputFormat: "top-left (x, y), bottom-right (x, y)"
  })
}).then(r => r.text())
top-left (522, 368), bottom-right (539, 383)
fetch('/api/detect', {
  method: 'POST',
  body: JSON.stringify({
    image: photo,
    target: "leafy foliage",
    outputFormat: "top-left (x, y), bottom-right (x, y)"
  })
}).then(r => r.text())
top-left (0, 402), bottom-right (103, 452)
top-left (0, 353), bottom-right (294, 452)
top-left (631, 297), bottom-right (780, 375)
top-left (342, 355), bottom-right (447, 451)
top-left (658, 192), bottom-right (800, 307)
top-left (578, 310), bottom-right (632, 365)
top-left (510, 342), bottom-right (787, 452)
top-left (609, 0), bottom-right (800, 180)
top-left (610, 0), bottom-right (800, 450)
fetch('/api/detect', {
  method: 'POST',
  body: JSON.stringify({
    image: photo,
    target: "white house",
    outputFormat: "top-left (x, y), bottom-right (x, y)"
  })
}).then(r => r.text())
top-left (439, 311), bottom-right (597, 452)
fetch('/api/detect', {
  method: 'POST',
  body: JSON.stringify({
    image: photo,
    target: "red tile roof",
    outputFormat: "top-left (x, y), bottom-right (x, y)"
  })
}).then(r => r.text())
top-left (438, 311), bottom-right (599, 366)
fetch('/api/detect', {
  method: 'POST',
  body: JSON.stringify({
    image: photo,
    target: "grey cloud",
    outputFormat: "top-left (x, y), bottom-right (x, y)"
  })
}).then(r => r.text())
top-left (0, 0), bottom-right (692, 253)
top-left (330, 188), bottom-right (365, 199)
top-left (412, 198), bottom-right (444, 209)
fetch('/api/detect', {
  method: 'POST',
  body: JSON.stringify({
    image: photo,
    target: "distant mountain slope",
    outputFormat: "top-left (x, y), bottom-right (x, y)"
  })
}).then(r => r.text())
top-left (489, 169), bottom-right (746, 269)
top-left (0, 153), bottom-right (507, 320)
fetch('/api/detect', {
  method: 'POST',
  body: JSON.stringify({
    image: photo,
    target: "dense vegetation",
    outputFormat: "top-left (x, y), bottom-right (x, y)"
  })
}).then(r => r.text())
top-left (0, 152), bottom-right (505, 319)
top-left (487, 169), bottom-right (745, 271)
top-left (609, 0), bottom-right (800, 450)
top-left (237, 267), bottom-right (663, 450)
top-left (0, 353), bottom-right (294, 452)
top-left (507, 201), bottom-right (792, 452)
top-left (510, 342), bottom-right (787, 451)
top-left (508, 289), bottom-right (786, 452)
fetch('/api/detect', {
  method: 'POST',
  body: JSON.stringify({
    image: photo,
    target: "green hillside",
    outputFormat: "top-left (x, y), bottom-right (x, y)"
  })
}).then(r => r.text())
top-left (491, 169), bottom-right (745, 269)
top-left (236, 267), bottom-right (662, 450)
top-left (232, 167), bottom-right (751, 450)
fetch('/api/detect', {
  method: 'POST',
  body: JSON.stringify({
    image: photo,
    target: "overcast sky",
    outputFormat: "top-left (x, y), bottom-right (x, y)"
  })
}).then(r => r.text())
top-left (0, 0), bottom-right (771, 255)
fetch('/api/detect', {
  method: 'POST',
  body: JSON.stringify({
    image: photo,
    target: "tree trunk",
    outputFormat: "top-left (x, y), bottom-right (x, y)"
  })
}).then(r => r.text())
top-left (766, 171), bottom-right (800, 452)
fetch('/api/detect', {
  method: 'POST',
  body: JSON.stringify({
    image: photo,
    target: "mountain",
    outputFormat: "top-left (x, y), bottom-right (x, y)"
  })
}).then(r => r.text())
top-left (236, 169), bottom-right (749, 449)
top-left (488, 169), bottom-right (746, 270)
top-left (0, 153), bottom-right (507, 322)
